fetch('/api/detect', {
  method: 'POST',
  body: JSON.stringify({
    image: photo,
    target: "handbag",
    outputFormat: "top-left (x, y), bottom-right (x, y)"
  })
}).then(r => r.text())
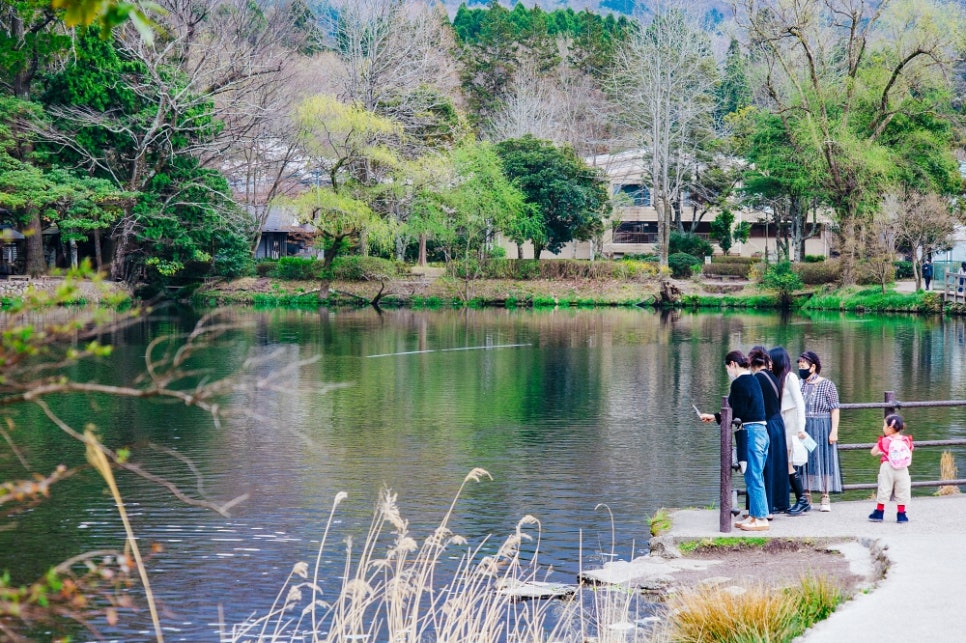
top-left (791, 435), bottom-right (809, 466)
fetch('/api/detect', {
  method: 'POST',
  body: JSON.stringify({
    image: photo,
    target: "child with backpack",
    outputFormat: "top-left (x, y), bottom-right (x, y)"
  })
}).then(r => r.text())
top-left (869, 414), bottom-right (914, 523)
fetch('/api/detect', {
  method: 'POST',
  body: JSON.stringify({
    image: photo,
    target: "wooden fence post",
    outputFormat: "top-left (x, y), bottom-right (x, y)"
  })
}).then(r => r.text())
top-left (720, 396), bottom-right (733, 533)
top-left (884, 390), bottom-right (896, 417)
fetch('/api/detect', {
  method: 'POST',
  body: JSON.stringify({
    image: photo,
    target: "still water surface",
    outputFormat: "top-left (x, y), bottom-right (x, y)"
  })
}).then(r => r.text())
top-left (3, 306), bottom-right (966, 640)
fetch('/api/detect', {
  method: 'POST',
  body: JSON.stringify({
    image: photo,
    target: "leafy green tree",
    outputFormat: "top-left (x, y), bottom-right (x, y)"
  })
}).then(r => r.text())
top-left (714, 38), bottom-right (750, 127)
top-left (495, 135), bottom-right (607, 258)
top-left (733, 0), bottom-right (965, 283)
top-left (284, 186), bottom-right (392, 270)
top-left (761, 260), bottom-right (804, 308)
top-left (0, 1), bottom-right (71, 99)
top-left (733, 109), bottom-right (825, 262)
top-left (295, 94), bottom-right (401, 192)
top-left (39, 27), bottom-right (250, 282)
top-left (709, 209), bottom-right (750, 255)
top-left (421, 141), bottom-right (530, 292)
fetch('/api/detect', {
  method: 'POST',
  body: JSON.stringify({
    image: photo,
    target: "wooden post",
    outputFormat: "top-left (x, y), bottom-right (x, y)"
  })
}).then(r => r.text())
top-left (884, 391), bottom-right (896, 417)
top-left (720, 396), bottom-right (733, 533)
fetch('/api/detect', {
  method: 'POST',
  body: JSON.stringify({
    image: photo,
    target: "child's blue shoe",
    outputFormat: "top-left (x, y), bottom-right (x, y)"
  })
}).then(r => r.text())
top-left (868, 509), bottom-right (884, 522)
top-left (897, 511), bottom-right (909, 524)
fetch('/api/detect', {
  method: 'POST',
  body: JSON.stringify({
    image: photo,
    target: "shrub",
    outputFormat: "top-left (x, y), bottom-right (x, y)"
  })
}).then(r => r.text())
top-left (331, 256), bottom-right (399, 281)
top-left (804, 254), bottom-right (826, 263)
top-left (212, 241), bottom-right (255, 279)
top-left (669, 232), bottom-right (713, 258)
top-left (669, 252), bottom-right (703, 278)
top-left (620, 253), bottom-right (659, 262)
top-left (761, 261), bottom-right (804, 308)
top-left (255, 261), bottom-right (277, 277)
top-left (711, 255), bottom-right (757, 264)
top-left (894, 260), bottom-right (913, 279)
top-left (702, 262), bottom-right (755, 277)
top-left (275, 257), bottom-right (323, 280)
top-left (793, 260), bottom-right (842, 285)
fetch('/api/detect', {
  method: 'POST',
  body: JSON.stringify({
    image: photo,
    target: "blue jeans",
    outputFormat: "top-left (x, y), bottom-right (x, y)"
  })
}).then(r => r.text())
top-left (743, 422), bottom-right (770, 519)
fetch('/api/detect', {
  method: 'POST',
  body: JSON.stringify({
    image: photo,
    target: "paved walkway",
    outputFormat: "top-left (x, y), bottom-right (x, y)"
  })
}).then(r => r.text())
top-left (667, 494), bottom-right (966, 642)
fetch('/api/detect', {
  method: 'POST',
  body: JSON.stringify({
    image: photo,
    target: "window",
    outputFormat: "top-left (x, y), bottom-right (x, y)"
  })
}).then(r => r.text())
top-left (613, 221), bottom-right (657, 244)
top-left (616, 184), bottom-right (651, 207)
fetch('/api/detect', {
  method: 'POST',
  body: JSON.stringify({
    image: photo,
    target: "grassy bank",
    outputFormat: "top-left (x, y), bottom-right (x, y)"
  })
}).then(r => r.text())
top-left (194, 276), bottom-right (963, 314)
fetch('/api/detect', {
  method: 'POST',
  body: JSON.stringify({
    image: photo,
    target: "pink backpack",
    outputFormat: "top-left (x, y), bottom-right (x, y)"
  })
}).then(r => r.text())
top-left (887, 435), bottom-right (912, 469)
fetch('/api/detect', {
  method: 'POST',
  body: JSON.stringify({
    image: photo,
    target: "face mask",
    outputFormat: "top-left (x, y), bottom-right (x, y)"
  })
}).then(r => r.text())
top-left (799, 368), bottom-right (812, 380)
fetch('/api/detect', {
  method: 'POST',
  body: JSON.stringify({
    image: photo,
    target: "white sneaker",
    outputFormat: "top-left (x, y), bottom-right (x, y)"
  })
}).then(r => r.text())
top-left (738, 517), bottom-right (770, 531)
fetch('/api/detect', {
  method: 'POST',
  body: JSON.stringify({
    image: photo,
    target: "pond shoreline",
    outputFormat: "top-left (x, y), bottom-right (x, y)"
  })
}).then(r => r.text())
top-left (194, 275), bottom-right (964, 315)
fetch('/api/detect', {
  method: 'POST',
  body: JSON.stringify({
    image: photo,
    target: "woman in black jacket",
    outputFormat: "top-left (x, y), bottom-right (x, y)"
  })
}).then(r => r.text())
top-left (700, 350), bottom-right (770, 531)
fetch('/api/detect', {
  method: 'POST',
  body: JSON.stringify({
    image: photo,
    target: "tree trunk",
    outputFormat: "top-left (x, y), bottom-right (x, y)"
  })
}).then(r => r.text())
top-left (418, 233), bottom-right (427, 266)
top-left (94, 228), bottom-right (104, 270)
top-left (25, 208), bottom-right (45, 276)
top-left (110, 216), bottom-right (136, 281)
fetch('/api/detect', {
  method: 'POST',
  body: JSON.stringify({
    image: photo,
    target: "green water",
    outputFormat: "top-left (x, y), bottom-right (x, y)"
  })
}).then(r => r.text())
top-left (1, 306), bottom-right (964, 640)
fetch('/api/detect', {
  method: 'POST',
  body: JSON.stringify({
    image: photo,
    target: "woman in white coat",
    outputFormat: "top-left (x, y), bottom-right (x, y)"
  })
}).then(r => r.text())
top-left (770, 346), bottom-right (810, 515)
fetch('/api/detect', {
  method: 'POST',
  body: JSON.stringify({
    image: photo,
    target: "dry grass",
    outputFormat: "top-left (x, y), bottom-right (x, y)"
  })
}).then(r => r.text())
top-left (937, 450), bottom-right (962, 495)
top-left (661, 573), bottom-right (843, 643)
top-left (663, 583), bottom-right (797, 642)
top-left (225, 468), bottom-right (562, 643)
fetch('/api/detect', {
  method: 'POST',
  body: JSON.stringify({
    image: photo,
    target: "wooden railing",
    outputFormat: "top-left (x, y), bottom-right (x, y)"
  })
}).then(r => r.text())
top-left (718, 391), bottom-right (966, 532)
top-left (943, 272), bottom-right (966, 305)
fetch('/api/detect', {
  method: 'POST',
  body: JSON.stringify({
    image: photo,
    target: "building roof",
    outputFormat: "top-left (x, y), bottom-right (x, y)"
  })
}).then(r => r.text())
top-left (255, 206), bottom-right (316, 233)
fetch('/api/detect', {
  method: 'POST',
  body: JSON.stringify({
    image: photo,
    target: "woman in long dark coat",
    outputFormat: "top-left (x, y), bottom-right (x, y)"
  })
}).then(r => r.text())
top-left (750, 346), bottom-right (790, 515)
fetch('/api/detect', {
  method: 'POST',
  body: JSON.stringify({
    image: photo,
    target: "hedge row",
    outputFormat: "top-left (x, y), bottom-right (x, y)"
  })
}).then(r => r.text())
top-left (255, 256), bottom-right (401, 281)
top-left (793, 259), bottom-right (842, 285)
top-left (452, 258), bottom-right (661, 280)
top-left (710, 255), bottom-right (759, 265)
top-left (702, 262), bottom-right (755, 277)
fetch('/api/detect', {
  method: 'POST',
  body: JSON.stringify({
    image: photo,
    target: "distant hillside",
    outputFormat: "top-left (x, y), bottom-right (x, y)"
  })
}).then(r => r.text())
top-left (440, 0), bottom-right (731, 19)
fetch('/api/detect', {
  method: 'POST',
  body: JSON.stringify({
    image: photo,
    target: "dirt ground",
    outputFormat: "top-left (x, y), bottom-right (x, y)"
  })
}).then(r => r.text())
top-left (661, 537), bottom-right (873, 596)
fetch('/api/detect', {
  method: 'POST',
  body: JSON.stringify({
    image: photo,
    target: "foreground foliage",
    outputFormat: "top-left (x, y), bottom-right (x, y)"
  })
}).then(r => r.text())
top-left (0, 265), bottom-right (307, 640)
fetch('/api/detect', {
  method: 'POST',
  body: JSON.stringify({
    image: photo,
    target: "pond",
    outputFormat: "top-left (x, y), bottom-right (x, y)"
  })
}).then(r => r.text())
top-left (2, 306), bottom-right (966, 641)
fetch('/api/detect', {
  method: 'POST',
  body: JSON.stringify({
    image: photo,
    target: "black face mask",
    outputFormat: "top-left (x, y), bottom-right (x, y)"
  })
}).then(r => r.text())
top-left (799, 368), bottom-right (812, 380)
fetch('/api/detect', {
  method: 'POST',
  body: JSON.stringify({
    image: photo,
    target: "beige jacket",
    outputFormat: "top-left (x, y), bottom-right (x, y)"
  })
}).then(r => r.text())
top-left (781, 371), bottom-right (807, 438)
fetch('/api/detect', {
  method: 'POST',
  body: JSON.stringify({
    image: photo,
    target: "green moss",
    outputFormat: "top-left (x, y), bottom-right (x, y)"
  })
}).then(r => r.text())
top-left (678, 537), bottom-right (770, 554)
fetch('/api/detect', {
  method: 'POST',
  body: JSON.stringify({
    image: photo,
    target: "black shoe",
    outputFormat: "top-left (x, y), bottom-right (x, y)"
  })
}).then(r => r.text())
top-left (787, 499), bottom-right (811, 516)
top-left (869, 509), bottom-right (884, 522)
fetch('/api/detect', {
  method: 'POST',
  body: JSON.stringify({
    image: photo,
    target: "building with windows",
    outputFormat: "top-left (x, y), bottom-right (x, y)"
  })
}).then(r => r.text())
top-left (496, 149), bottom-right (835, 260)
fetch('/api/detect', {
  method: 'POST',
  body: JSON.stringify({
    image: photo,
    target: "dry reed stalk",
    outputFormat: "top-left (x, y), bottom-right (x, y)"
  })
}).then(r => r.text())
top-left (229, 467), bottom-right (563, 643)
top-left (937, 450), bottom-right (961, 495)
top-left (84, 429), bottom-right (165, 643)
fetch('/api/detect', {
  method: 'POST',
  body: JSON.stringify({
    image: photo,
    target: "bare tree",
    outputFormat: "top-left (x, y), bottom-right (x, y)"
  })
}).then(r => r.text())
top-left (608, 2), bottom-right (718, 266)
top-left (884, 192), bottom-right (964, 290)
top-left (485, 59), bottom-right (567, 143)
top-left (322, 0), bottom-right (460, 122)
top-left (486, 37), bottom-right (617, 158)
